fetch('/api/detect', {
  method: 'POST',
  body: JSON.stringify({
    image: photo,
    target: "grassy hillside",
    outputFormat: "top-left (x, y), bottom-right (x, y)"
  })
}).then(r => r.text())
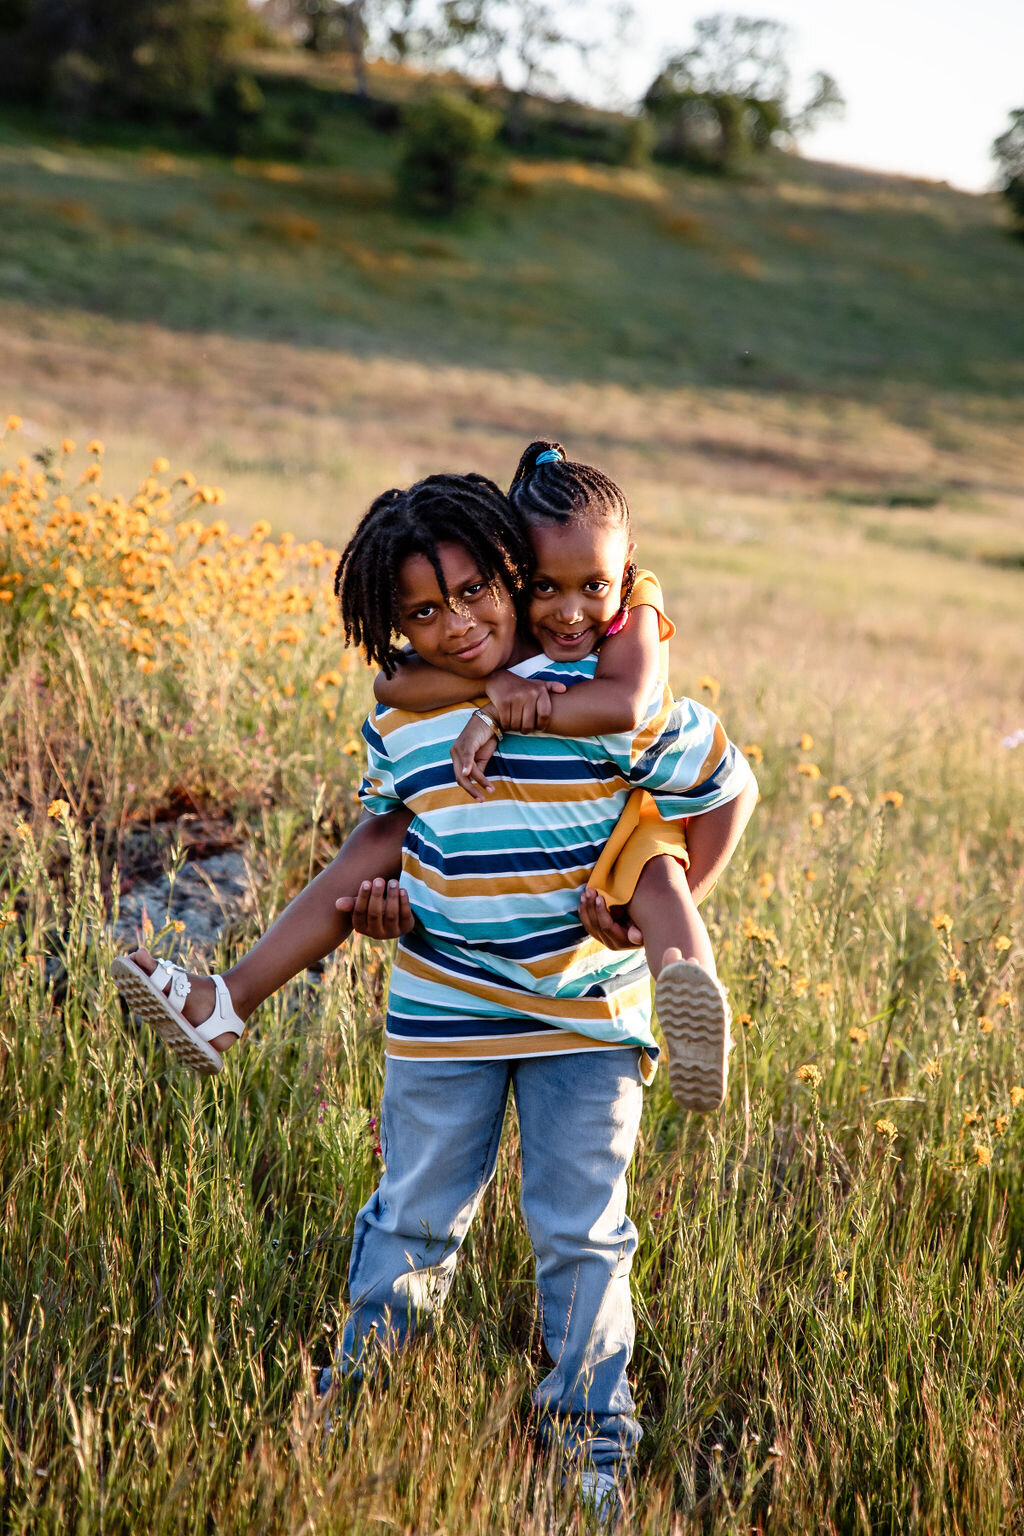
top-left (4, 96), bottom-right (1023, 727)
top-left (3, 84), bottom-right (1024, 1533)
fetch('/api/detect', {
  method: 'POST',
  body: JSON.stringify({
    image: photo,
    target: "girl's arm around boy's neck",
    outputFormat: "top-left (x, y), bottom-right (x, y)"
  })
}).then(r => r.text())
top-left (374, 606), bottom-right (663, 737)
top-left (535, 604), bottom-right (663, 738)
top-left (374, 650), bottom-right (484, 710)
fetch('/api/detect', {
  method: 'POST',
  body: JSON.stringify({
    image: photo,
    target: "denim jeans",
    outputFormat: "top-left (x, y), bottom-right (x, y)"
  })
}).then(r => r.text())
top-left (335, 1047), bottom-right (646, 1472)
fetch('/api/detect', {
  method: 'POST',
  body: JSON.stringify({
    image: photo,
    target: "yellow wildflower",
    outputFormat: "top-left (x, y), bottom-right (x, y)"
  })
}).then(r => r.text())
top-left (948, 966), bottom-right (966, 987)
top-left (797, 762), bottom-right (821, 779)
top-left (171, 920), bottom-right (186, 933)
top-left (931, 913), bottom-right (953, 932)
top-left (0, 590), bottom-right (12, 604)
top-left (757, 872), bottom-right (776, 897)
top-left (87, 439), bottom-right (104, 455)
top-left (65, 566), bottom-right (83, 589)
top-left (996, 991), bottom-right (1012, 1009)
top-left (978, 1015), bottom-right (995, 1034)
top-left (963, 1109), bottom-right (979, 1127)
top-left (923, 1059), bottom-right (941, 1080)
top-left (816, 981), bottom-right (833, 1000)
top-left (804, 868), bottom-right (816, 882)
top-left (994, 1114), bottom-right (1008, 1135)
top-left (796, 1063), bottom-right (822, 1089)
top-left (974, 1142), bottom-right (992, 1167)
top-left (834, 1268), bottom-right (848, 1284)
top-left (0, 910), bottom-right (17, 927)
top-left (993, 935), bottom-right (1012, 952)
top-left (792, 977), bottom-right (809, 997)
top-left (848, 1026), bottom-right (868, 1045)
top-left (61, 438), bottom-right (76, 454)
top-left (151, 456), bottom-right (170, 474)
top-left (736, 1011), bottom-right (752, 1027)
top-left (5, 414), bottom-right (22, 431)
top-left (879, 790), bottom-right (904, 808)
top-left (250, 519), bottom-right (272, 542)
top-left (1010, 1086), bottom-right (1024, 1108)
top-left (799, 732), bottom-right (814, 751)
top-left (47, 799), bottom-right (70, 819)
top-left (16, 824), bottom-right (32, 841)
top-left (697, 674), bottom-right (720, 703)
top-left (828, 783), bottom-right (853, 805)
top-left (874, 1118), bottom-right (898, 1140)
top-left (342, 739), bottom-right (361, 756)
top-left (809, 809), bottom-right (824, 830)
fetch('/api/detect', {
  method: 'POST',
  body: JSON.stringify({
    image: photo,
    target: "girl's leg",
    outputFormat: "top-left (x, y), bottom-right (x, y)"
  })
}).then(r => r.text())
top-left (629, 856), bottom-right (729, 1113)
top-left (126, 810), bottom-right (411, 1052)
top-left (626, 854), bottom-right (715, 978)
top-left (514, 1047), bottom-right (645, 1479)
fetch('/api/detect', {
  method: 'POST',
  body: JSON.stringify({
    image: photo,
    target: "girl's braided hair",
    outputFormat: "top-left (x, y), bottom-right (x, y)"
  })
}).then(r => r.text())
top-left (508, 439), bottom-right (637, 609)
top-left (334, 472), bottom-right (532, 676)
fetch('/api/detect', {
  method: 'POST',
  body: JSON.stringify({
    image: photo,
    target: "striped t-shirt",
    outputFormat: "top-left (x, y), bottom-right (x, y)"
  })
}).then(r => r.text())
top-left (359, 654), bottom-right (755, 1074)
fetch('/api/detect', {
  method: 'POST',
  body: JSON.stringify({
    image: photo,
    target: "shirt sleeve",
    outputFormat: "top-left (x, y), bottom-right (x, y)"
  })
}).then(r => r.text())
top-left (598, 694), bottom-right (756, 820)
top-left (628, 568), bottom-right (675, 643)
top-left (357, 710), bottom-right (404, 816)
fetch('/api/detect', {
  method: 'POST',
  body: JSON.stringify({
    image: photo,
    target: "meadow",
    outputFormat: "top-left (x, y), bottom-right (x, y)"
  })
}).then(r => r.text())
top-left (2, 90), bottom-right (1024, 1532)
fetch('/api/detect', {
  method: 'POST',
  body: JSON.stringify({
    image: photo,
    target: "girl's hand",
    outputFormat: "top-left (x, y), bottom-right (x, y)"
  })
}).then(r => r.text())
top-left (450, 715), bottom-right (500, 802)
top-left (485, 671), bottom-right (566, 733)
top-left (336, 879), bottom-right (414, 940)
top-left (578, 888), bottom-right (644, 951)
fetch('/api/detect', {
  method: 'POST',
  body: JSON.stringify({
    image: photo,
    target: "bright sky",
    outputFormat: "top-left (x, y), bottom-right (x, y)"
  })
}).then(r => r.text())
top-left (581, 0), bottom-right (1022, 191)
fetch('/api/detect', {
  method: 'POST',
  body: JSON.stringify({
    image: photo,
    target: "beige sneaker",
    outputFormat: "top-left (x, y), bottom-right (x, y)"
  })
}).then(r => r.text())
top-left (655, 959), bottom-right (731, 1112)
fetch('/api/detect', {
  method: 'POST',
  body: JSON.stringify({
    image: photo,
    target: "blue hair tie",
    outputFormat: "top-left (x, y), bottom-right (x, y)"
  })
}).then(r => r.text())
top-left (535, 449), bottom-right (562, 466)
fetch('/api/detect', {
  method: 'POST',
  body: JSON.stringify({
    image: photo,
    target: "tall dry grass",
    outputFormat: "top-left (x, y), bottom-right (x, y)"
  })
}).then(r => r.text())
top-left (2, 428), bottom-right (1022, 1532)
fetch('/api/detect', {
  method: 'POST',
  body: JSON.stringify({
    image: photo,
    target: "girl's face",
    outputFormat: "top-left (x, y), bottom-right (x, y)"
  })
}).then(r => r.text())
top-left (527, 519), bottom-right (634, 662)
top-left (396, 541), bottom-right (518, 678)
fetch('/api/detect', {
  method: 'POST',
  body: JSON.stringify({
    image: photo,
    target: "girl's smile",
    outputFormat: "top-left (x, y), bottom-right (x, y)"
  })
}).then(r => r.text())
top-left (397, 542), bottom-right (518, 678)
top-left (528, 521), bottom-right (635, 662)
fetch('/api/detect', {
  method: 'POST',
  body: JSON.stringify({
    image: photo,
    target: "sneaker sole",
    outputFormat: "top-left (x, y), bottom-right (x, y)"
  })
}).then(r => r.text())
top-left (112, 956), bottom-right (222, 1076)
top-left (655, 959), bottom-right (730, 1112)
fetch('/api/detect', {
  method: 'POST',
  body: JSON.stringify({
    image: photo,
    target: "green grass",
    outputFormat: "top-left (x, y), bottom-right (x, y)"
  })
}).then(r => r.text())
top-left (1, 107), bottom-right (1023, 400)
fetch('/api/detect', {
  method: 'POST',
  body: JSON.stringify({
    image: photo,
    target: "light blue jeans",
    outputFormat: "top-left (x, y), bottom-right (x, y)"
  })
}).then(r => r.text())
top-left (330, 1047), bottom-right (646, 1473)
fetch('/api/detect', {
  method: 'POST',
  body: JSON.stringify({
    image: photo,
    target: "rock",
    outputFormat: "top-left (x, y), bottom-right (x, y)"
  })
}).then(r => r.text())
top-left (115, 852), bottom-right (254, 953)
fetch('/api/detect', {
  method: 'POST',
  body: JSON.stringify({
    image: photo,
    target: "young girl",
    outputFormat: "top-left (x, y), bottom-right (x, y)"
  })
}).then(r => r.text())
top-left (114, 448), bottom-right (752, 1112)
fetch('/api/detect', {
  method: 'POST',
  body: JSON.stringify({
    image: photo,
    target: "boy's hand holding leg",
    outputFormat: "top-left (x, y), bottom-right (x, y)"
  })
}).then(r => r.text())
top-left (337, 879), bottom-right (414, 940)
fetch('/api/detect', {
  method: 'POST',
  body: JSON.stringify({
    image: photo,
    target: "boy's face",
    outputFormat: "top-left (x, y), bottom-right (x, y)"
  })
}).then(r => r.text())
top-left (397, 542), bottom-right (518, 679)
top-left (528, 519), bottom-right (634, 663)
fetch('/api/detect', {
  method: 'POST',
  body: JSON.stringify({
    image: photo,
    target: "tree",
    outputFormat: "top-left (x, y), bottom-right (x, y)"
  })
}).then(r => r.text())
top-left (643, 12), bottom-right (843, 174)
top-left (395, 88), bottom-right (500, 214)
top-left (993, 107), bottom-right (1024, 233)
top-left (0, 0), bottom-right (253, 117)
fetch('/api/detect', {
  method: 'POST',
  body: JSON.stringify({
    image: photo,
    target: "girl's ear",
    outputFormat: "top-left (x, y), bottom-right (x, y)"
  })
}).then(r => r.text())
top-left (627, 540), bottom-right (637, 560)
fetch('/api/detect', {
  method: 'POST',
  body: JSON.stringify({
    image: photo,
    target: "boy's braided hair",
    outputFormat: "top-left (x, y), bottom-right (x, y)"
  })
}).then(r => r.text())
top-left (508, 439), bottom-right (637, 609)
top-left (334, 472), bottom-right (532, 676)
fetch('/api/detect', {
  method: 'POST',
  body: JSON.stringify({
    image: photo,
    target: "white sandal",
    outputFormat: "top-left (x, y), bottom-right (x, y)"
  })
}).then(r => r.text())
top-left (112, 955), bottom-right (246, 1076)
top-left (655, 959), bottom-right (731, 1112)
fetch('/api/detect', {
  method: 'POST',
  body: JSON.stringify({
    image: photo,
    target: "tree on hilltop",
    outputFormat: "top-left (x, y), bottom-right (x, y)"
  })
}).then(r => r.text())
top-left (0, 0), bottom-right (255, 116)
top-left (993, 107), bottom-right (1024, 234)
top-left (644, 12), bottom-right (843, 174)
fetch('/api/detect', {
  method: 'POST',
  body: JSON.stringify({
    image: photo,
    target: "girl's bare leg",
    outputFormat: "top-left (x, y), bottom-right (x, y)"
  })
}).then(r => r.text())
top-left (625, 855), bottom-right (716, 978)
top-left (126, 810), bottom-right (411, 1052)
